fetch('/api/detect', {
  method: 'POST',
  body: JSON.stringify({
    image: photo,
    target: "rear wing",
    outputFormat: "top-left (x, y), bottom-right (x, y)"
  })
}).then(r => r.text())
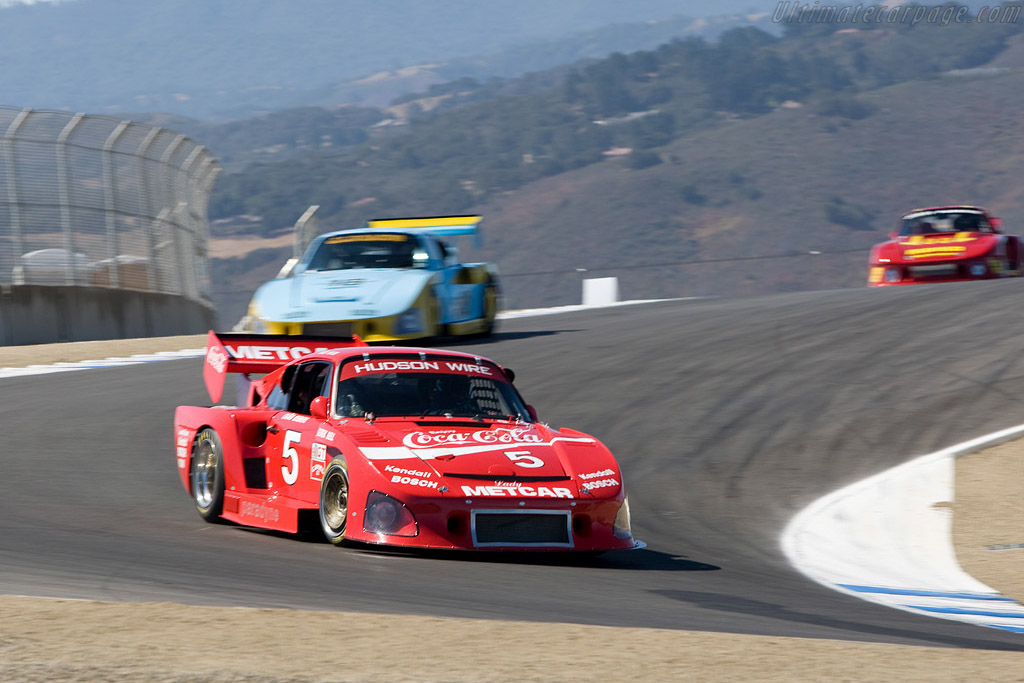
top-left (367, 215), bottom-right (482, 238)
top-left (202, 330), bottom-right (366, 403)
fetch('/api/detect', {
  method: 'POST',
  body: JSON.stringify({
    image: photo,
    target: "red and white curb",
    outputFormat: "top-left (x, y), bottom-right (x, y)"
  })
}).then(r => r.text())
top-left (781, 426), bottom-right (1024, 634)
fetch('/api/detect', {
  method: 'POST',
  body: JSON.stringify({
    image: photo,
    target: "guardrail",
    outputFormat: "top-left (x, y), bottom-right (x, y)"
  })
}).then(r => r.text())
top-left (0, 106), bottom-right (222, 343)
top-left (0, 106), bottom-right (220, 302)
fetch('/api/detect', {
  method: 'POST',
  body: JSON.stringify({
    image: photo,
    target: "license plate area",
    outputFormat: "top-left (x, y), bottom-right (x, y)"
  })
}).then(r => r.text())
top-left (909, 264), bottom-right (960, 278)
top-left (471, 509), bottom-right (573, 548)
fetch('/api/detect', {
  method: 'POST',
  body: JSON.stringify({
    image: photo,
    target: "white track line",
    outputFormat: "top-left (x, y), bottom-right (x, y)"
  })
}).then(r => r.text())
top-left (0, 349), bottom-right (206, 378)
top-left (497, 297), bottom-right (689, 319)
top-left (0, 299), bottom-right (683, 379)
top-left (781, 425), bottom-right (1024, 634)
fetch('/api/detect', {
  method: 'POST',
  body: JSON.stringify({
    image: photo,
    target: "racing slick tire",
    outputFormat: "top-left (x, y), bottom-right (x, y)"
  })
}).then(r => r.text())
top-left (1008, 240), bottom-right (1022, 275)
top-left (427, 287), bottom-right (446, 339)
top-left (479, 280), bottom-right (499, 338)
top-left (319, 458), bottom-right (350, 545)
top-left (191, 428), bottom-right (225, 522)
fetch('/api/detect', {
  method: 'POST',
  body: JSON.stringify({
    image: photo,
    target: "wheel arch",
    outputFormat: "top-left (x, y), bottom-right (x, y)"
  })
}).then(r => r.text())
top-left (175, 407), bottom-right (250, 499)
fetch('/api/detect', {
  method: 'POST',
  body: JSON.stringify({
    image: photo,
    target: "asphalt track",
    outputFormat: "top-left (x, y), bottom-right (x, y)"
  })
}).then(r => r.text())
top-left (4, 280), bottom-right (1024, 651)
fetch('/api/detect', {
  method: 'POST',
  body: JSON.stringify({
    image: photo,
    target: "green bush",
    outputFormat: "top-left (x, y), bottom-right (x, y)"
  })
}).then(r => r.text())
top-left (825, 197), bottom-right (874, 230)
top-left (628, 150), bottom-right (662, 169)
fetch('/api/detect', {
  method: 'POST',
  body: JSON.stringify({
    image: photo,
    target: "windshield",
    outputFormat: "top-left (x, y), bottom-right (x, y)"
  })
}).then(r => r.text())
top-left (306, 233), bottom-right (422, 271)
top-left (899, 211), bottom-right (992, 236)
top-left (336, 372), bottom-right (532, 421)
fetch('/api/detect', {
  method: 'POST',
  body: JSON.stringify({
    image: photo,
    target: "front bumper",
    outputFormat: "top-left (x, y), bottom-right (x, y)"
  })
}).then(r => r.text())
top-left (344, 491), bottom-right (638, 552)
top-left (868, 258), bottom-right (1021, 286)
top-left (255, 315), bottom-right (429, 343)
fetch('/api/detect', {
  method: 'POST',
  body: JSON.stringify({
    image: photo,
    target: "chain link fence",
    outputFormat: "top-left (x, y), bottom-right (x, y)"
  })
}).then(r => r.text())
top-left (0, 106), bottom-right (220, 303)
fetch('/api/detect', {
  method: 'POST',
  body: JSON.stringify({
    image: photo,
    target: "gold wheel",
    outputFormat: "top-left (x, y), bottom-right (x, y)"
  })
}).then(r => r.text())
top-left (319, 459), bottom-right (349, 545)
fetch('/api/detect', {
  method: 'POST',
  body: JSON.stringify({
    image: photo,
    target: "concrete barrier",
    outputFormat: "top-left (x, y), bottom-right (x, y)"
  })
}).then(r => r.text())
top-left (582, 277), bottom-right (619, 306)
top-left (0, 285), bottom-right (215, 345)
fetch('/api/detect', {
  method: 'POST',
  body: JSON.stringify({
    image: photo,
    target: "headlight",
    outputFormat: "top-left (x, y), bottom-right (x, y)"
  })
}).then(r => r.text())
top-left (970, 263), bottom-right (987, 277)
top-left (393, 307), bottom-right (422, 335)
top-left (363, 491), bottom-right (418, 537)
top-left (883, 267), bottom-right (901, 283)
top-left (613, 496), bottom-right (633, 540)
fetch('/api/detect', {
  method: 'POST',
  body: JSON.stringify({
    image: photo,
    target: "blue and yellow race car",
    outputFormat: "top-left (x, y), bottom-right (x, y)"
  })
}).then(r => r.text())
top-left (242, 216), bottom-right (500, 342)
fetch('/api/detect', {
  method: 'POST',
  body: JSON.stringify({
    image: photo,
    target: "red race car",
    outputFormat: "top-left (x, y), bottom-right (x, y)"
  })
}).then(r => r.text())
top-left (868, 206), bottom-right (1022, 286)
top-left (174, 332), bottom-right (640, 552)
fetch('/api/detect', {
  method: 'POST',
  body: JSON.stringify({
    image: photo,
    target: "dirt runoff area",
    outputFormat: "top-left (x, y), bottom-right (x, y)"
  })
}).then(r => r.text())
top-left (2, 336), bottom-right (1024, 682)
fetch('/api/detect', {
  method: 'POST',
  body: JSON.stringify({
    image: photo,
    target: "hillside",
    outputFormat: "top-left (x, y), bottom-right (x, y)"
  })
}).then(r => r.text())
top-left (460, 68), bottom-right (1024, 308)
top-left (201, 11), bottom-right (1024, 324)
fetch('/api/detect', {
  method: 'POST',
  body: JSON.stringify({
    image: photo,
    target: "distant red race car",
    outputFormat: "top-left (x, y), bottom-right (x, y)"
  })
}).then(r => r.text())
top-left (174, 332), bottom-right (640, 552)
top-left (868, 206), bottom-right (1022, 286)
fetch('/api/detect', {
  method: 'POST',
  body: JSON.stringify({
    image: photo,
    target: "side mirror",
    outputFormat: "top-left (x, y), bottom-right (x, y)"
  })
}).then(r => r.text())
top-left (888, 232), bottom-right (898, 239)
top-left (504, 367), bottom-right (516, 383)
top-left (526, 404), bottom-right (538, 422)
top-left (310, 396), bottom-right (329, 419)
top-left (991, 217), bottom-right (1002, 232)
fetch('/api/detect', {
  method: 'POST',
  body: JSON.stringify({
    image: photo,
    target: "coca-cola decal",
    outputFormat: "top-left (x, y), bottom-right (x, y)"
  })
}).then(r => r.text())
top-left (402, 427), bottom-right (543, 449)
top-left (206, 345), bottom-right (229, 373)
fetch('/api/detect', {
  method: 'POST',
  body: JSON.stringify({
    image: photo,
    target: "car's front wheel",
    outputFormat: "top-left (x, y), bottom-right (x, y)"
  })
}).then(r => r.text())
top-left (319, 458), bottom-right (350, 545)
top-left (191, 428), bottom-right (225, 521)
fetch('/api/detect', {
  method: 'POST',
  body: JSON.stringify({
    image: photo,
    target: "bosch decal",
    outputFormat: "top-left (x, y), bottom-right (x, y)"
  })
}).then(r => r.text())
top-left (391, 475), bottom-right (439, 489)
top-left (581, 478), bottom-right (620, 491)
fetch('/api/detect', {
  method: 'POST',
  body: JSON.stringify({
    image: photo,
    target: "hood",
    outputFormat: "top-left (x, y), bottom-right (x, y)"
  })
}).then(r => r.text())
top-left (254, 269), bottom-right (435, 321)
top-left (884, 233), bottom-right (1000, 264)
top-left (347, 420), bottom-right (621, 495)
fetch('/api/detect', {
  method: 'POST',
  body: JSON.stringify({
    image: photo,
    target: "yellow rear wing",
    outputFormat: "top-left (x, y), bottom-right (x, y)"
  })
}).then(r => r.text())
top-left (368, 215), bottom-right (482, 237)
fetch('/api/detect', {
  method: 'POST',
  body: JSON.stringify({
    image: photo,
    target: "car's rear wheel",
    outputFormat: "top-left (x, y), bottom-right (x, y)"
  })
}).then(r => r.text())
top-left (480, 280), bottom-right (499, 337)
top-left (319, 458), bottom-right (350, 545)
top-left (191, 428), bottom-right (225, 521)
top-left (426, 288), bottom-right (445, 339)
top-left (1008, 240), bottom-right (1022, 275)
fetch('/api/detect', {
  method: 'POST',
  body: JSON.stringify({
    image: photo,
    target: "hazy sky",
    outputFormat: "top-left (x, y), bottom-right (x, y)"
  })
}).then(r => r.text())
top-left (0, 0), bottom-right (780, 13)
top-left (0, 0), bottom-right (1006, 14)
top-left (15, 0), bottom-right (1001, 119)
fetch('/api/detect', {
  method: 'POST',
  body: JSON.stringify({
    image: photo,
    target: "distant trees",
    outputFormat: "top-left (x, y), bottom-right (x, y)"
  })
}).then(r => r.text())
top-left (628, 151), bottom-right (662, 170)
top-left (814, 93), bottom-right (875, 120)
top-left (203, 17), bottom-right (1024, 234)
top-left (825, 197), bottom-right (875, 230)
